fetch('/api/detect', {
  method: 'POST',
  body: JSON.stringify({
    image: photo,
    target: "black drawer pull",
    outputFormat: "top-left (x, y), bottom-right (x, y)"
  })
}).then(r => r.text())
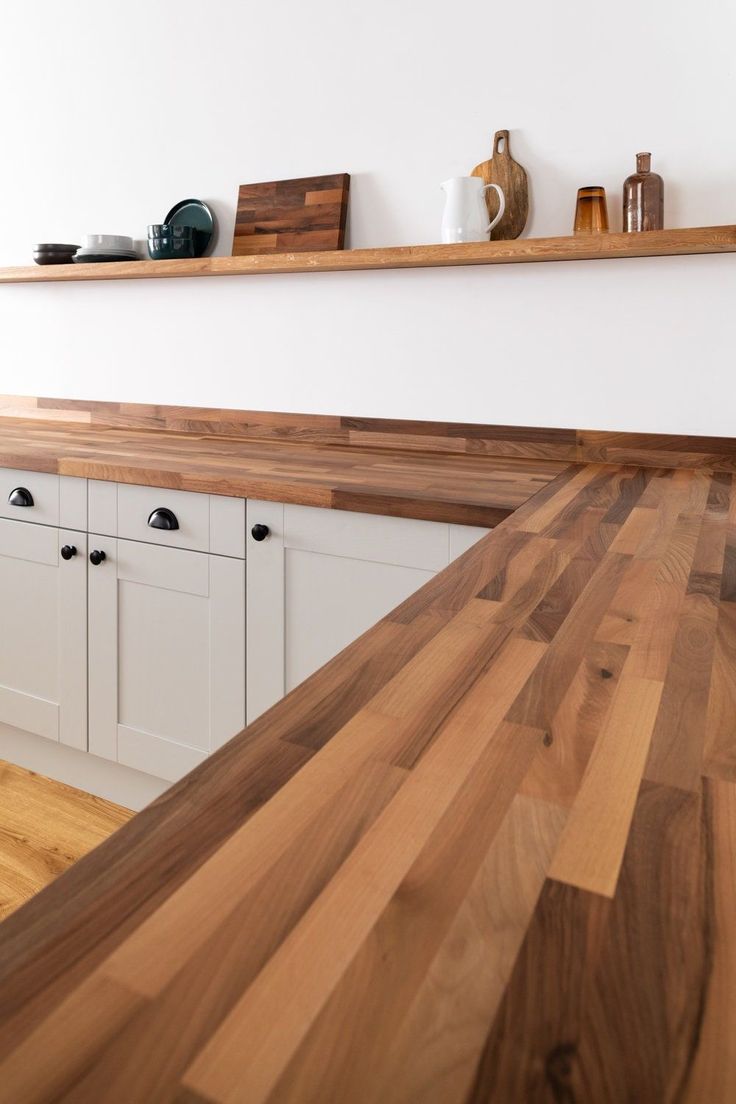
top-left (147, 507), bottom-right (179, 531)
top-left (89, 550), bottom-right (106, 566)
top-left (60, 545), bottom-right (77, 560)
top-left (251, 524), bottom-right (270, 542)
top-left (8, 487), bottom-right (34, 507)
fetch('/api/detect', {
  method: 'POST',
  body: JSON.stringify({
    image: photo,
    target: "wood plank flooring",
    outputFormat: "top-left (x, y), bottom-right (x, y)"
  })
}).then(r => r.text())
top-left (0, 463), bottom-right (733, 1101)
top-left (0, 762), bottom-right (131, 922)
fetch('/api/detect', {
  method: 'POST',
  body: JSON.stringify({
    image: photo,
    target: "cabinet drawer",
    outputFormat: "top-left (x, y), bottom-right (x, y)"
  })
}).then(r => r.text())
top-left (0, 468), bottom-right (60, 527)
top-left (118, 484), bottom-right (210, 552)
top-left (89, 481), bottom-right (245, 557)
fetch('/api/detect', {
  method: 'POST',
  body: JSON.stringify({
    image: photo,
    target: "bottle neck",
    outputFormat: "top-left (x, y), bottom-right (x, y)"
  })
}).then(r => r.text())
top-left (636, 152), bottom-right (652, 174)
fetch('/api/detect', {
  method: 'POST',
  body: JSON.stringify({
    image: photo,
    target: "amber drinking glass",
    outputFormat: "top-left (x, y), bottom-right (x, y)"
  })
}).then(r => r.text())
top-left (573, 186), bottom-right (609, 234)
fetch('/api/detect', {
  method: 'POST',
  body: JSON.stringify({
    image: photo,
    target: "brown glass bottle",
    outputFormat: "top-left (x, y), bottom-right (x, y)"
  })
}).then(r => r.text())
top-left (623, 152), bottom-right (664, 232)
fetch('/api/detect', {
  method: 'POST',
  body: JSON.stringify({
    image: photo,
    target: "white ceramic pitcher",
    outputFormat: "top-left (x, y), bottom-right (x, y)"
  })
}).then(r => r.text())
top-left (440, 176), bottom-right (505, 243)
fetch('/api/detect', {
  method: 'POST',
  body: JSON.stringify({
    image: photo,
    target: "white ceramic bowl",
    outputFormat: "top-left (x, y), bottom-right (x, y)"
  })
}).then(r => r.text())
top-left (82, 234), bottom-right (134, 252)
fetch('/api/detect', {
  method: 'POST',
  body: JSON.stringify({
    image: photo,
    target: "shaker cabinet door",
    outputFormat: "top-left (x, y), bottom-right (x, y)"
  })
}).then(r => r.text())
top-left (88, 537), bottom-right (245, 783)
top-left (0, 518), bottom-right (87, 748)
top-left (246, 501), bottom-right (453, 723)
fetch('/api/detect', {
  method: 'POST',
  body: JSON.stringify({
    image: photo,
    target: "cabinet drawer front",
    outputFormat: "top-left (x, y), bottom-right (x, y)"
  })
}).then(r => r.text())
top-left (283, 504), bottom-right (449, 571)
top-left (0, 468), bottom-right (59, 527)
top-left (90, 481), bottom-right (245, 557)
top-left (117, 484), bottom-right (211, 552)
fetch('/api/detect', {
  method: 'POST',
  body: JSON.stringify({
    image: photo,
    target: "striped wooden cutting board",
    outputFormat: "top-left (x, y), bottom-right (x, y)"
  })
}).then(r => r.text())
top-left (232, 173), bottom-right (350, 256)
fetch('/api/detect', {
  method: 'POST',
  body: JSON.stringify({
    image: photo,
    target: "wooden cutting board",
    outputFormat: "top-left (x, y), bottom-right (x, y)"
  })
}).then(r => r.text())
top-left (471, 131), bottom-right (528, 240)
top-left (232, 173), bottom-right (350, 256)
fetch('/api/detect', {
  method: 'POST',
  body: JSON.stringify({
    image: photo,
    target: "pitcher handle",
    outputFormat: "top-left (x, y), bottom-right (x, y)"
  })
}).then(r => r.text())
top-left (483, 183), bottom-right (505, 234)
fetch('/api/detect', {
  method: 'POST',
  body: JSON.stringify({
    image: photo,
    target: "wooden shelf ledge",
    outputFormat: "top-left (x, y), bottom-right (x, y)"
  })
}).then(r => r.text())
top-left (1, 225), bottom-right (734, 284)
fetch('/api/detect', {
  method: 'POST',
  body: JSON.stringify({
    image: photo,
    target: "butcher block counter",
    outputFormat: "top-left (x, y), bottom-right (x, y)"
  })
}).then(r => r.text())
top-left (0, 407), bottom-right (569, 527)
top-left (0, 401), bottom-right (734, 1103)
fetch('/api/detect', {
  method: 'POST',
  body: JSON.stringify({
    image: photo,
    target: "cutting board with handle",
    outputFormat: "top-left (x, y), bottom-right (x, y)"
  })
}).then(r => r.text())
top-left (471, 130), bottom-right (528, 240)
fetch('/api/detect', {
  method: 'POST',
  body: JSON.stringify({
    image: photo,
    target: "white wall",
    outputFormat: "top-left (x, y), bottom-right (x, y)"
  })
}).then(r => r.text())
top-left (0, 0), bottom-right (734, 434)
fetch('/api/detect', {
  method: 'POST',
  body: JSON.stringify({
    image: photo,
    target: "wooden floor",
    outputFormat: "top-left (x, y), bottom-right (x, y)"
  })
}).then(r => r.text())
top-left (0, 462), bottom-right (734, 1101)
top-left (0, 762), bottom-right (131, 922)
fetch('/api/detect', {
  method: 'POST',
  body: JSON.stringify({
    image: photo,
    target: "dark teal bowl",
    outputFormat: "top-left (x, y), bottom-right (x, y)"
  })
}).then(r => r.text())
top-left (147, 236), bottom-right (197, 260)
top-left (147, 224), bottom-right (195, 239)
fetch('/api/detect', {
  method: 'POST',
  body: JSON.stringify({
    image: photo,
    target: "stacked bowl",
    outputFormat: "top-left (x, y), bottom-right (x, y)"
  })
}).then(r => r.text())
top-left (33, 243), bottom-right (80, 265)
top-left (147, 199), bottom-right (215, 259)
top-left (147, 224), bottom-right (196, 260)
top-left (73, 235), bottom-right (138, 263)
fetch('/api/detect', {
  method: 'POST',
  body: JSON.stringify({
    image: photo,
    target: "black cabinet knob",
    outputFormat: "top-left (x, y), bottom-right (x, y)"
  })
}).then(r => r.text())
top-left (251, 524), bottom-right (270, 542)
top-left (8, 487), bottom-right (34, 507)
top-left (60, 544), bottom-right (77, 560)
top-left (89, 549), bottom-right (107, 566)
top-left (147, 507), bottom-right (179, 531)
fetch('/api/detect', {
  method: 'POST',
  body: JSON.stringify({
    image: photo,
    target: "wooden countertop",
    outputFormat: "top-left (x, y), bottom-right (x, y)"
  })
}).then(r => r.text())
top-left (0, 434), bottom-right (734, 1100)
top-left (0, 422), bottom-right (567, 527)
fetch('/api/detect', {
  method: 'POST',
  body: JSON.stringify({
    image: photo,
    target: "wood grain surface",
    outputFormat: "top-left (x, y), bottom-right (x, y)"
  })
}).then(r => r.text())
top-left (0, 762), bottom-right (131, 922)
top-left (0, 455), bottom-right (734, 1101)
top-left (471, 129), bottom-right (529, 239)
top-left (0, 225), bottom-right (734, 282)
top-left (3, 396), bottom-right (736, 470)
top-left (232, 174), bottom-right (350, 256)
top-left (0, 420), bottom-right (566, 527)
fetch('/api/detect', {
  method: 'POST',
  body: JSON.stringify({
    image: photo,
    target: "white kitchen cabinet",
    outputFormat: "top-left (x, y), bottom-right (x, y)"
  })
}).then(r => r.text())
top-left (0, 465), bottom-right (490, 796)
top-left (245, 501), bottom-right (490, 722)
top-left (0, 518), bottom-right (87, 749)
top-left (88, 536), bottom-right (245, 783)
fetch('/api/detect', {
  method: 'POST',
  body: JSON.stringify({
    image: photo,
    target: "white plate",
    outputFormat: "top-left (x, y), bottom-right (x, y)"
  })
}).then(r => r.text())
top-left (74, 249), bottom-right (138, 258)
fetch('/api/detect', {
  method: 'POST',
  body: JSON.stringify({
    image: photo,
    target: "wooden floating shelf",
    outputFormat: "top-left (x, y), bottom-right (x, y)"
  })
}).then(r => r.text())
top-left (1, 225), bottom-right (734, 284)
